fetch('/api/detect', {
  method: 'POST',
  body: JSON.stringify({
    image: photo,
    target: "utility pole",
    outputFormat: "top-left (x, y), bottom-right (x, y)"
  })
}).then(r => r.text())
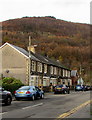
top-left (28, 36), bottom-right (31, 85)
top-left (79, 64), bottom-right (83, 85)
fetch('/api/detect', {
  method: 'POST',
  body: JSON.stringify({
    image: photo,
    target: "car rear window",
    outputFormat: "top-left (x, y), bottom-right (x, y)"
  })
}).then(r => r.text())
top-left (0, 87), bottom-right (4, 91)
top-left (56, 85), bottom-right (63, 87)
top-left (19, 86), bottom-right (30, 90)
top-left (76, 85), bottom-right (81, 87)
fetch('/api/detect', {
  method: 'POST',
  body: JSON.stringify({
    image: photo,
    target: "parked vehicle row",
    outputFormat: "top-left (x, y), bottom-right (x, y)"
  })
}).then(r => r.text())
top-left (0, 84), bottom-right (92, 106)
top-left (75, 85), bottom-right (92, 91)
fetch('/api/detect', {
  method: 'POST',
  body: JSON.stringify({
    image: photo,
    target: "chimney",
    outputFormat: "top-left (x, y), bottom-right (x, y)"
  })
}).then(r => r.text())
top-left (27, 45), bottom-right (36, 53)
top-left (27, 36), bottom-right (36, 54)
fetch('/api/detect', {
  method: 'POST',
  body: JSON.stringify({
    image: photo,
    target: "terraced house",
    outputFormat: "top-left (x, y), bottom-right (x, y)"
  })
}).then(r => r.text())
top-left (0, 42), bottom-right (72, 88)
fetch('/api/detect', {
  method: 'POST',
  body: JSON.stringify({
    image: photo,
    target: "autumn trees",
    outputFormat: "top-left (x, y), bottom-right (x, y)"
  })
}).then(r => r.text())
top-left (2, 16), bottom-right (90, 83)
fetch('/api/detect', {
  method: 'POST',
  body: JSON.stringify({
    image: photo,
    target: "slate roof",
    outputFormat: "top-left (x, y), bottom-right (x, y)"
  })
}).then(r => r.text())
top-left (10, 44), bottom-right (40, 62)
top-left (12, 44), bottom-right (29, 56)
top-left (7, 43), bottom-right (70, 70)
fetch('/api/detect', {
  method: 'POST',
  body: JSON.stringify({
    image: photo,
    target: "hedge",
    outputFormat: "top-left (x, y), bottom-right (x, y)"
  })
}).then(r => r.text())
top-left (2, 77), bottom-right (24, 94)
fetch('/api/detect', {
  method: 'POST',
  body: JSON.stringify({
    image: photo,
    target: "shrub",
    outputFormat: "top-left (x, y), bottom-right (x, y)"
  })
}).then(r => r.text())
top-left (2, 77), bottom-right (24, 94)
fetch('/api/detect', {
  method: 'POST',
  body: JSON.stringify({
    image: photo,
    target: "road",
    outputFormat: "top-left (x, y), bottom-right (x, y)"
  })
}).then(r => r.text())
top-left (1, 91), bottom-right (91, 119)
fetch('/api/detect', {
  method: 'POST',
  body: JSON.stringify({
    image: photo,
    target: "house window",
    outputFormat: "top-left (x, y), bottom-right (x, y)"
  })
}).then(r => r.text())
top-left (65, 70), bottom-right (67, 77)
top-left (59, 68), bottom-right (61, 76)
top-left (63, 69), bottom-right (65, 77)
top-left (50, 66), bottom-right (53, 74)
top-left (44, 64), bottom-right (47, 73)
top-left (30, 77), bottom-right (34, 86)
top-left (68, 71), bottom-right (70, 77)
top-left (54, 67), bottom-right (57, 75)
top-left (61, 69), bottom-right (63, 76)
top-left (31, 61), bottom-right (36, 71)
top-left (37, 62), bottom-right (42, 72)
top-left (43, 79), bottom-right (47, 86)
top-left (35, 77), bottom-right (38, 86)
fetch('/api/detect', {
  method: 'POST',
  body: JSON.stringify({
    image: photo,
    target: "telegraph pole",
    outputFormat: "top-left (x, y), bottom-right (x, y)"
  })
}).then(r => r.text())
top-left (28, 36), bottom-right (31, 85)
top-left (79, 64), bottom-right (84, 85)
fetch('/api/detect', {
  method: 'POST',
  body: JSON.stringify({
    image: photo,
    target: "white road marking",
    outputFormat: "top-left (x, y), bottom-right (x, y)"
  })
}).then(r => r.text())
top-left (22, 103), bottom-right (43, 110)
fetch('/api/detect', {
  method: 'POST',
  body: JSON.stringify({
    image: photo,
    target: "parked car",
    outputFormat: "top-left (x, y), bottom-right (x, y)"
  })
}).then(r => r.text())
top-left (0, 87), bottom-right (12, 105)
top-left (90, 86), bottom-right (92, 90)
top-left (14, 86), bottom-right (44, 101)
top-left (85, 85), bottom-right (91, 91)
top-left (75, 85), bottom-right (84, 91)
top-left (54, 84), bottom-right (70, 94)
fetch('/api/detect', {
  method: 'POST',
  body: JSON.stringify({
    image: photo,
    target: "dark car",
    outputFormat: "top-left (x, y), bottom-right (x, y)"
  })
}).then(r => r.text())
top-left (14, 86), bottom-right (44, 101)
top-left (0, 87), bottom-right (12, 105)
top-left (54, 84), bottom-right (70, 94)
top-left (75, 85), bottom-right (84, 91)
top-left (85, 85), bottom-right (91, 91)
top-left (90, 86), bottom-right (92, 90)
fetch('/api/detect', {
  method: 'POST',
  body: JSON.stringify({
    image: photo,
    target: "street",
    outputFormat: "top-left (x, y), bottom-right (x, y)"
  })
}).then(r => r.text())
top-left (1, 91), bottom-right (91, 119)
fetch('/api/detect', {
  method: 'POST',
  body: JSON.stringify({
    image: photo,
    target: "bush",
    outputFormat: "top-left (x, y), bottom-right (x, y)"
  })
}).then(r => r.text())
top-left (2, 77), bottom-right (24, 94)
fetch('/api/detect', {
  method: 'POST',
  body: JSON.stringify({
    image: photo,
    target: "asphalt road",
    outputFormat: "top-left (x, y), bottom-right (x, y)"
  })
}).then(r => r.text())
top-left (1, 91), bottom-right (91, 119)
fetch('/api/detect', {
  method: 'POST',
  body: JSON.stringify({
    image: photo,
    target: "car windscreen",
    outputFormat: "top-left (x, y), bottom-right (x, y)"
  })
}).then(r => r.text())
top-left (19, 86), bottom-right (30, 90)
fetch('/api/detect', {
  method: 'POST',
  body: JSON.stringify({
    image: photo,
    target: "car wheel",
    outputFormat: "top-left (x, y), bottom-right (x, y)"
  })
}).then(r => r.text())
top-left (5, 97), bottom-right (12, 105)
top-left (40, 94), bottom-right (44, 99)
top-left (54, 91), bottom-right (57, 94)
top-left (31, 95), bottom-right (35, 101)
top-left (63, 90), bottom-right (67, 94)
top-left (67, 90), bottom-right (70, 94)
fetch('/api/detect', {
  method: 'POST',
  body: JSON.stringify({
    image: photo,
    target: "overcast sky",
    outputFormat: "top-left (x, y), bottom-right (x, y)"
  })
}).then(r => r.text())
top-left (0, 0), bottom-right (91, 24)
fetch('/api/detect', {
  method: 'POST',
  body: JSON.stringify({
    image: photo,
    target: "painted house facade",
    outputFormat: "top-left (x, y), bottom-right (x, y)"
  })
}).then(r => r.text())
top-left (0, 43), bottom-right (72, 88)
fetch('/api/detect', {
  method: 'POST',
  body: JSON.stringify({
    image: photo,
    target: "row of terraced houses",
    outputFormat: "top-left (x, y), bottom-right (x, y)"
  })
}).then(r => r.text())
top-left (0, 42), bottom-right (72, 89)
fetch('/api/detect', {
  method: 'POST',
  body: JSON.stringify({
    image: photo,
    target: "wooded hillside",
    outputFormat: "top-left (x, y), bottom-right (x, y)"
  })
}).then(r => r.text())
top-left (2, 16), bottom-right (91, 83)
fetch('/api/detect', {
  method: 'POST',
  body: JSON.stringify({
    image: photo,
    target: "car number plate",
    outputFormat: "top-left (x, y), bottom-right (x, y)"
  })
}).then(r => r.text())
top-left (57, 88), bottom-right (61, 89)
top-left (18, 92), bottom-right (24, 94)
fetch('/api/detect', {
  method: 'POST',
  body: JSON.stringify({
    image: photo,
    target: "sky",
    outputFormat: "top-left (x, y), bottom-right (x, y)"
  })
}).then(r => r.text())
top-left (0, 0), bottom-right (91, 24)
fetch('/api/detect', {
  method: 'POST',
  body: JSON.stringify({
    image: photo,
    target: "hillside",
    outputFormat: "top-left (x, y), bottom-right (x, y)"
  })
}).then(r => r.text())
top-left (2, 16), bottom-right (90, 82)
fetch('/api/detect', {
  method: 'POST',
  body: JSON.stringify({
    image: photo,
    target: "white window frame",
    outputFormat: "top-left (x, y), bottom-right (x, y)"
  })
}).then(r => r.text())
top-left (63, 69), bottom-right (65, 77)
top-left (68, 71), bottom-right (70, 77)
top-left (54, 67), bottom-right (57, 75)
top-left (31, 61), bottom-right (36, 71)
top-left (44, 64), bottom-right (47, 73)
top-left (50, 66), bottom-right (54, 74)
top-left (43, 78), bottom-right (47, 86)
top-left (65, 70), bottom-right (67, 77)
top-left (37, 62), bottom-right (42, 72)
